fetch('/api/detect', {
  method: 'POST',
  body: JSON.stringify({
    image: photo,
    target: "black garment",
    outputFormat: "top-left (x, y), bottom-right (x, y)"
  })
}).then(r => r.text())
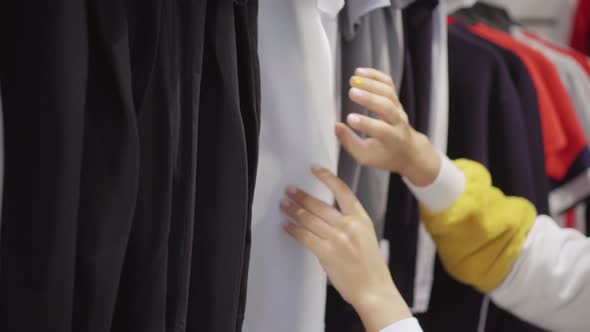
top-left (452, 25), bottom-right (548, 332)
top-left (0, 82), bottom-right (3, 234)
top-left (165, 1), bottom-right (208, 331)
top-left (0, 2), bottom-right (92, 331)
top-left (186, 1), bottom-right (260, 332)
top-left (416, 25), bottom-right (547, 332)
top-left (402, 0), bottom-right (438, 134)
top-left (385, 0), bottom-right (438, 307)
top-left (0, 1), bottom-right (200, 331)
top-left (455, 3), bottom-right (518, 33)
top-left (74, 0), bottom-right (142, 331)
top-left (233, 1), bottom-right (261, 329)
top-left (454, 25), bottom-right (549, 214)
top-left (71, 2), bottom-right (207, 331)
top-left (0, 1), bottom-right (259, 331)
top-left (108, 1), bottom-right (184, 331)
top-left (385, 45), bottom-right (419, 306)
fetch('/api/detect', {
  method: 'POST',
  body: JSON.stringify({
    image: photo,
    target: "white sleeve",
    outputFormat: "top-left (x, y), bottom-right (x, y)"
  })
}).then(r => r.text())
top-left (490, 215), bottom-right (590, 332)
top-left (403, 154), bottom-right (466, 212)
top-left (405, 155), bottom-right (590, 331)
top-left (380, 318), bottom-right (424, 332)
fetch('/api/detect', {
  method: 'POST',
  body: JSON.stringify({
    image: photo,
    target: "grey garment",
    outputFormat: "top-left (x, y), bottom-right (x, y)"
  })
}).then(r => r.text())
top-left (393, 0), bottom-right (418, 9)
top-left (339, 0), bottom-right (412, 85)
top-left (344, 0), bottom-right (390, 37)
top-left (338, 2), bottom-right (405, 237)
top-left (515, 30), bottom-right (590, 141)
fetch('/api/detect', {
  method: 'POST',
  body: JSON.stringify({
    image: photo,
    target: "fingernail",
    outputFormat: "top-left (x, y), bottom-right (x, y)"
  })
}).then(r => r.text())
top-left (347, 114), bottom-right (361, 125)
top-left (286, 185), bottom-right (298, 195)
top-left (311, 164), bottom-right (323, 173)
top-left (280, 198), bottom-right (291, 209)
top-left (350, 88), bottom-right (364, 98)
top-left (351, 76), bottom-right (364, 86)
top-left (355, 68), bottom-right (367, 75)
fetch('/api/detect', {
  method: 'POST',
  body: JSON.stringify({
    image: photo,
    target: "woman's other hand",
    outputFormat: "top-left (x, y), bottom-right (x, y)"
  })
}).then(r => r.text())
top-left (280, 166), bottom-right (411, 332)
top-left (337, 67), bottom-right (440, 186)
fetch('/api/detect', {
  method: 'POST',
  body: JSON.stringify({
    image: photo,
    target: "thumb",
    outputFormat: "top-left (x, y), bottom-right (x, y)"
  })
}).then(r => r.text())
top-left (336, 122), bottom-right (371, 166)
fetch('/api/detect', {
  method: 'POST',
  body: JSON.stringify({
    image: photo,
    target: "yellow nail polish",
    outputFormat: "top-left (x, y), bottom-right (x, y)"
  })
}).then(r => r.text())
top-left (352, 76), bottom-right (364, 86)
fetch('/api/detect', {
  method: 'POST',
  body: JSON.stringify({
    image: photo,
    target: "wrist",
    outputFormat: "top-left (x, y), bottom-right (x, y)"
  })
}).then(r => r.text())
top-left (352, 286), bottom-right (412, 332)
top-left (401, 132), bottom-right (441, 187)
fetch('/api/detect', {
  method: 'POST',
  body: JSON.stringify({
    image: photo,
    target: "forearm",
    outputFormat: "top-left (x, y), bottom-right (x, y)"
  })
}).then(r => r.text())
top-left (406, 155), bottom-right (590, 331)
top-left (406, 156), bottom-right (536, 292)
top-left (353, 286), bottom-right (413, 332)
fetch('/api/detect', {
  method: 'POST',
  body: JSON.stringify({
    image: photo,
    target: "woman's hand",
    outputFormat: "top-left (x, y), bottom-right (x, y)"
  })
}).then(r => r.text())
top-left (337, 67), bottom-right (440, 186)
top-left (280, 166), bottom-right (412, 332)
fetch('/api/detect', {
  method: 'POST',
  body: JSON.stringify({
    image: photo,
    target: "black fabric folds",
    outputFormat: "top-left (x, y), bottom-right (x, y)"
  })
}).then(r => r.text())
top-left (384, 0), bottom-right (438, 308)
top-left (186, 1), bottom-right (260, 332)
top-left (0, 1), bottom-right (259, 331)
top-left (0, 1), bottom-right (89, 331)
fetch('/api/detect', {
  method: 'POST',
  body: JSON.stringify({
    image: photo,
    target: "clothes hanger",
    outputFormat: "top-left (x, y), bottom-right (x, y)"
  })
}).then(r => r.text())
top-left (452, 7), bottom-right (481, 25)
top-left (452, 4), bottom-right (515, 32)
top-left (470, 2), bottom-right (518, 31)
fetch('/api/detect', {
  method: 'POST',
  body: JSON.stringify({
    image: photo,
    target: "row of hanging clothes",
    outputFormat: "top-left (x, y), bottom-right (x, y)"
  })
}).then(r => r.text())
top-left (420, 3), bottom-right (590, 332)
top-left (273, 1), bottom-right (590, 332)
top-left (2, 0), bottom-right (590, 332)
top-left (326, 2), bottom-right (590, 332)
top-left (0, 1), bottom-right (260, 331)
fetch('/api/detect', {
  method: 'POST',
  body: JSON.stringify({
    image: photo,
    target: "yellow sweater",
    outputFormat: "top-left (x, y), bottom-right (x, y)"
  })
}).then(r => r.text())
top-left (420, 159), bottom-right (537, 292)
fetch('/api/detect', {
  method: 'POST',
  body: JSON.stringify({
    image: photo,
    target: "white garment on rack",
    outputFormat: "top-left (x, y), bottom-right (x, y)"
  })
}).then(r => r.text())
top-left (551, 0), bottom-right (579, 44)
top-left (243, 1), bottom-right (342, 332)
top-left (320, 1), bottom-right (343, 125)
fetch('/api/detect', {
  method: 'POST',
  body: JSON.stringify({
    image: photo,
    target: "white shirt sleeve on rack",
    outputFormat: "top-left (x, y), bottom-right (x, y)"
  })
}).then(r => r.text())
top-left (243, 1), bottom-right (342, 332)
top-left (552, 0), bottom-right (579, 43)
top-left (405, 155), bottom-right (590, 332)
top-left (380, 318), bottom-right (424, 332)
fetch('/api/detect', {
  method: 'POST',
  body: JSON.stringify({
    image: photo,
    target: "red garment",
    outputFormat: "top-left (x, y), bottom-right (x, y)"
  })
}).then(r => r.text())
top-left (469, 23), bottom-right (588, 181)
top-left (564, 203), bottom-right (587, 234)
top-left (524, 30), bottom-right (590, 77)
top-left (570, 0), bottom-right (590, 55)
top-left (566, 208), bottom-right (577, 228)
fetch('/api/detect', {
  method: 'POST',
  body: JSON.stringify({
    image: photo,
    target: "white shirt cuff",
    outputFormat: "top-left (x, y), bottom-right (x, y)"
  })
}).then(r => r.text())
top-left (380, 318), bottom-right (424, 332)
top-left (403, 154), bottom-right (466, 212)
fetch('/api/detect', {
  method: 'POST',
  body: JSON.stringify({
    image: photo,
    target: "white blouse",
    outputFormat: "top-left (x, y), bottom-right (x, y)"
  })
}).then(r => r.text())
top-left (243, 1), bottom-right (342, 332)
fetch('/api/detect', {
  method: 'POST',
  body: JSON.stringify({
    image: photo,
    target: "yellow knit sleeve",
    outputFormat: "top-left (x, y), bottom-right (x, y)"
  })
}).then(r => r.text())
top-left (420, 159), bottom-right (537, 292)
